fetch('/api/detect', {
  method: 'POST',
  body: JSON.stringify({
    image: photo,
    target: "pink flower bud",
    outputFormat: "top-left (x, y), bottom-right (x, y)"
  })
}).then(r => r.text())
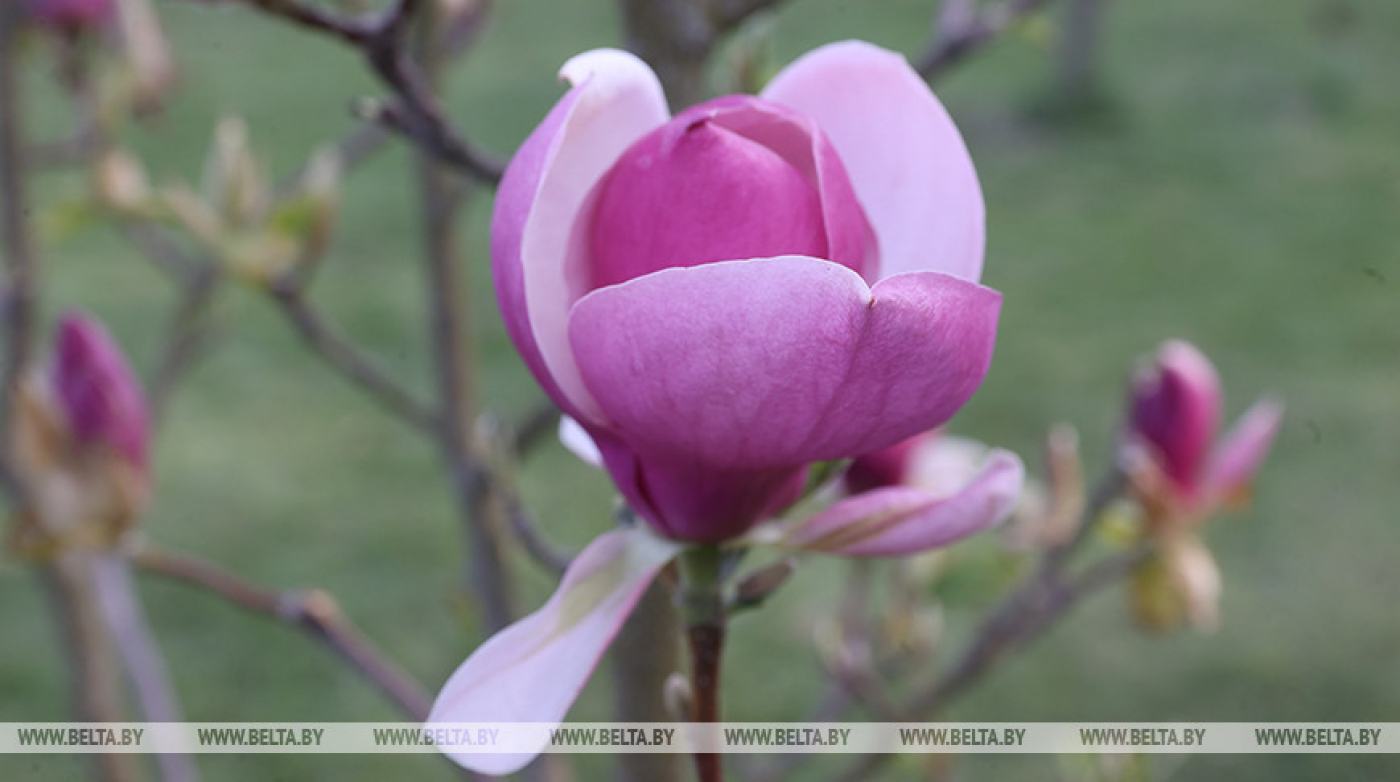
top-left (1126, 340), bottom-right (1281, 513)
top-left (25, 0), bottom-right (114, 31)
top-left (1128, 340), bottom-right (1221, 497)
top-left (50, 313), bottom-right (150, 477)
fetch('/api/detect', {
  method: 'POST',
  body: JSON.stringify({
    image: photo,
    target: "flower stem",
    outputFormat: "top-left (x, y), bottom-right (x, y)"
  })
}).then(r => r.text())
top-left (679, 544), bottom-right (726, 782)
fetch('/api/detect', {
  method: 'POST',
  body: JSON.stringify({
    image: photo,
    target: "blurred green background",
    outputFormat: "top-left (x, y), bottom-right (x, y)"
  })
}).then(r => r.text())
top-left (2, 0), bottom-right (1398, 780)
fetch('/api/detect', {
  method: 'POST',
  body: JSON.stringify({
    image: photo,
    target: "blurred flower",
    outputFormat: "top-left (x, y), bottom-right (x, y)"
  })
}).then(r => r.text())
top-left (24, 0), bottom-right (114, 31)
top-left (433, 42), bottom-right (1024, 774)
top-left (8, 314), bottom-right (150, 557)
top-left (1123, 340), bottom-right (1282, 632)
top-left (113, 0), bottom-right (178, 111)
top-left (1125, 340), bottom-right (1283, 530)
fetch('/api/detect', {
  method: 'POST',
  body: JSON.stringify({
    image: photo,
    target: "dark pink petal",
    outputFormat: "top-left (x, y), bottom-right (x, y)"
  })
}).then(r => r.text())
top-left (762, 41), bottom-right (984, 282)
top-left (429, 528), bottom-right (681, 774)
top-left (25, 0), bottom-right (114, 28)
top-left (50, 313), bottom-right (149, 475)
top-left (568, 256), bottom-right (1001, 473)
top-left (1202, 398), bottom-right (1283, 505)
top-left (589, 110), bottom-right (826, 288)
top-left (492, 49), bottom-right (669, 420)
top-left (1128, 341), bottom-right (1222, 496)
top-left (843, 433), bottom-right (925, 495)
top-left (595, 432), bottom-right (808, 542)
top-left (783, 449), bottom-right (1023, 556)
top-left (689, 97), bottom-right (878, 280)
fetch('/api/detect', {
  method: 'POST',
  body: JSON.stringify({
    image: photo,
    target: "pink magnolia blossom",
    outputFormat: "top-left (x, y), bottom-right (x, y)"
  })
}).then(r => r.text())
top-left (1126, 340), bottom-right (1282, 520)
top-left (434, 41), bottom-right (1024, 774)
top-left (24, 0), bottom-right (114, 30)
top-left (493, 41), bottom-right (1000, 544)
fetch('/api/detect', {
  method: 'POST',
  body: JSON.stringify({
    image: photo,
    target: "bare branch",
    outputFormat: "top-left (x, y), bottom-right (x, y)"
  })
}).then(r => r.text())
top-left (916, 0), bottom-right (1058, 80)
top-left (193, 0), bottom-right (505, 182)
top-left (268, 279), bottom-right (441, 435)
top-left (133, 544), bottom-right (440, 726)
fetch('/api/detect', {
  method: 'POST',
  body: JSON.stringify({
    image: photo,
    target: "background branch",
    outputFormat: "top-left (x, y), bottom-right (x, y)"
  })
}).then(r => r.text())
top-left (917, 0), bottom-right (1057, 79)
top-left (133, 544), bottom-right (436, 723)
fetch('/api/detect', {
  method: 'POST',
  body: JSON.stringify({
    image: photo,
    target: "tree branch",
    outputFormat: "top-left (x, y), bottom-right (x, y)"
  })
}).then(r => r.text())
top-left (268, 279), bottom-right (441, 435)
top-left (917, 0), bottom-right (1058, 79)
top-left (132, 544), bottom-right (436, 724)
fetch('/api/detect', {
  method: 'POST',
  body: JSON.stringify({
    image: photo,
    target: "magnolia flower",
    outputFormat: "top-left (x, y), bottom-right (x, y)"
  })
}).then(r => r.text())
top-left (8, 314), bottom-right (150, 555)
top-left (1123, 340), bottom-right (1282, 631)
top-left (432, 42), bottom-right (1024, 773)
top-left (24, 0), bottom-right (114, 30)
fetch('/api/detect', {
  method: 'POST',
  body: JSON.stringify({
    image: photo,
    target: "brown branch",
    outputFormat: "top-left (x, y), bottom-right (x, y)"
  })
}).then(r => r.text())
top-left (132, 544), bottom-right (436, 723)
top-left (268, 279), bottom-right (440, 435)
top-left (196, 0), bottom-right (505, 182)
top-left (149, 263), bottom-right (223, 428)
top-left (825, 465), bottom-right (1138, 782)
top-left (917, 0), bottom-right (1059, 79)
top-left (412, 5), bottom-right (516, 632)
top-left (507, 402), bottom-right (560, 458)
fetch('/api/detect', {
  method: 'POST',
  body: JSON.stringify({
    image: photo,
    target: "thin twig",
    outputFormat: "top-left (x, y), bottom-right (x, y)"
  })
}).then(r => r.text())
top-left (507, 402), bottom-right (560, 459)
top-left (268, 279), bottom-right (440, 435)
top-left (196, 0), bottom-right (505, 182)
top-left (412, 5), bottom-right (516, 632)
top-left (149, 264), bottom-right (223, 428)
top-left (916, 0), bottom-right (1058, 80)
top-left (132, 544), bottom-right (436, 723)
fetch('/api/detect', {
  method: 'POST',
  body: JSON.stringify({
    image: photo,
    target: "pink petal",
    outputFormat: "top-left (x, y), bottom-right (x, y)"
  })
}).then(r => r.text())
top-left (783, 449), bottom-right (1023, 557)
top-left (697, 97), bottom-right (877, 280)
top-left (587, 109), bottom-right (827, 288)
top-left (492, 49), bottom-right (669, 420)
top-left (762, 41), bottom-right (984, 282)
top-left (568, 257), bottom-right (1000, 474)
top-left (1128, 340), bottom-right (1222, 495)
top-left (1202, 398), bottom-right (1284, 504)
top-left (50, 313), bottom-right (150, 475)
top-left (428, 528), bottom-right (681, 774)
top-left (596, 434), bottom-right (809, 542)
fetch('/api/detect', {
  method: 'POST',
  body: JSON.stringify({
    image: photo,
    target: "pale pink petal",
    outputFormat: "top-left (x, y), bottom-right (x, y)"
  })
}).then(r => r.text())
top-left (568, 256), bottom-right (1000, 472)
top-left (762, 41), bottom-right (984, 282)
top-left (1202, 398), bottom-right (1284, 504)
top-left (905, 434), bottom-right (998, 497)
top-left (783, 449), bottom-right (1023, 557)
top-left (428, 528), bottom-right (681, 774)
top-left (558, 415), bottom-right (603, 468)
top-left (492, 49), bottom-right (669, 420)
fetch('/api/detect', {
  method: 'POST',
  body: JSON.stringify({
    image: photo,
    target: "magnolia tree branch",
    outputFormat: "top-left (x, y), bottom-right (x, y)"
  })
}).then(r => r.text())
top-left (268, 278), bottom-right (441, 435)
top-left (149, 264), bottom-right (223, 428)
top-left (412, 5), bottom-right (517, 633)
top-left (917, 0), bottom-right (1058, 79)
top-left (132, 544), bottom-right (436, 723)
top-left (825, 465), bottom-right (1143, 782)
top-left (193, 0), bottom-right (504, 182)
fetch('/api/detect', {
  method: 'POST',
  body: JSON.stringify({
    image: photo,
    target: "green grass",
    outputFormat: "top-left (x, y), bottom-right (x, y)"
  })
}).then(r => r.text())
top-left (3, 0), bottom-right (1399, 780)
